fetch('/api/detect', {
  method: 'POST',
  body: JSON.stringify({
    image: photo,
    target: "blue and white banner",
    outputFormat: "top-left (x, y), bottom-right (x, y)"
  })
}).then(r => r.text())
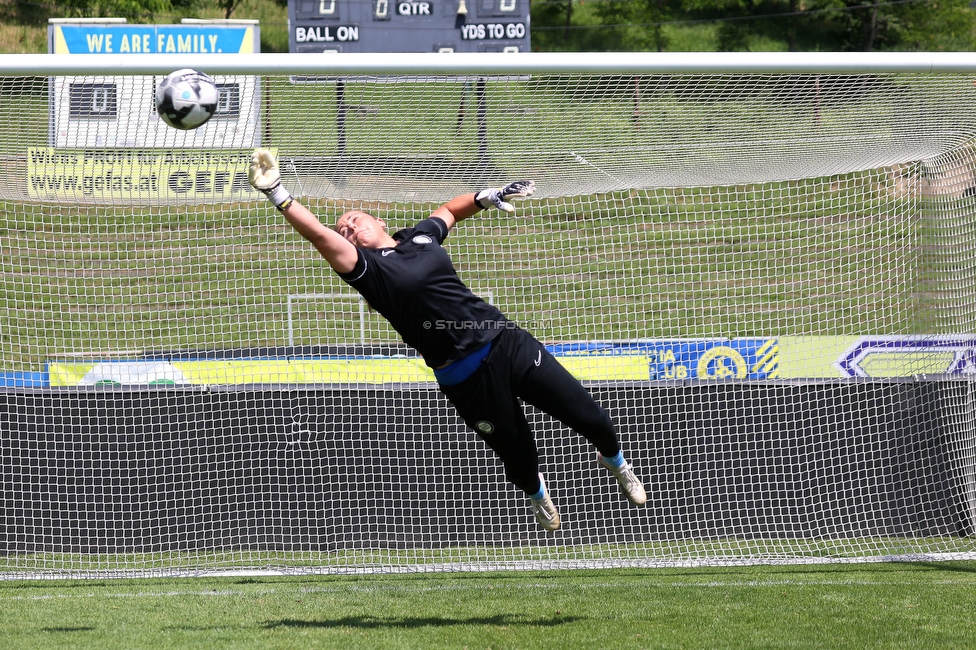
top-left (547, 339), bottom-right (779, 380)
top-left (51, 24), bottom-right (257, 55)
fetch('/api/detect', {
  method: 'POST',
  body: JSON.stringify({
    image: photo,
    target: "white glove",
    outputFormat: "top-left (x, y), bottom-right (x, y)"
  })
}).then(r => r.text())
top-left (474, 180), bottom-right (535, 213)
top-left (249, 148), bottom-right (293, 211)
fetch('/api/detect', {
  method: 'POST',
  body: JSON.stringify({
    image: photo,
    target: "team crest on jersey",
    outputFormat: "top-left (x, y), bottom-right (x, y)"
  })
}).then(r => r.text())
top-left (475, 420), bottom-right (494, 434)
top-left (412, 235), bottom-right (433, 244)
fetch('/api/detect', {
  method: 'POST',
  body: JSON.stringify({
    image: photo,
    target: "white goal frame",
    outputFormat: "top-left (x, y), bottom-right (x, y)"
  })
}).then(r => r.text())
top-left (6, 50), bottom-right (976, 76)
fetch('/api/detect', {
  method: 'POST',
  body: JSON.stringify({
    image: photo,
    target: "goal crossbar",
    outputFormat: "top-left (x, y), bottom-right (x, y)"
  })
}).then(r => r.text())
top-left (3, 51), bottom-right (976, 76)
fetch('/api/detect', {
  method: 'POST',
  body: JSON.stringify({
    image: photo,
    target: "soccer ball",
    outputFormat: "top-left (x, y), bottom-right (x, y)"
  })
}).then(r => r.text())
top-left (155, 69), bottom-right (218, 130)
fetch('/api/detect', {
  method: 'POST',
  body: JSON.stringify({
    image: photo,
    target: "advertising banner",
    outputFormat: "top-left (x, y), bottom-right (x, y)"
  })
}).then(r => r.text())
top-left (50, 23), bottom-right (257, 55)
top-left (37, 336), bottom-right (976, 387)
top-left (27, 148), bottom-right (256, 201)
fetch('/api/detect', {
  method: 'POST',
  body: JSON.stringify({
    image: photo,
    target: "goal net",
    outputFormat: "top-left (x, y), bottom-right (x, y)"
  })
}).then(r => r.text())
top-left (2, 52), bottom-right (976, 577)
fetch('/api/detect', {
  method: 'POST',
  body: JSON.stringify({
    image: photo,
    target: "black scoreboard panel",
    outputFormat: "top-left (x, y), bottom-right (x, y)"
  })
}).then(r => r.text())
top-left (289, 0), bottom-right (529, 53)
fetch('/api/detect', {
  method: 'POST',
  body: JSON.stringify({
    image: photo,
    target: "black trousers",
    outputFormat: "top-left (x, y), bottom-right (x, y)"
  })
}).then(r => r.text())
top-left (439, 326), bottom-right (621, 495)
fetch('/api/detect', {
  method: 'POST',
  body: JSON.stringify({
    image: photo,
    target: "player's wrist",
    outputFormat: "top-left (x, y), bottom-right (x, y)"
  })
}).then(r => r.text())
top-left (473, 189), bottom-right (491, 210)
top-left (263, 184), bottom-right (293, 211)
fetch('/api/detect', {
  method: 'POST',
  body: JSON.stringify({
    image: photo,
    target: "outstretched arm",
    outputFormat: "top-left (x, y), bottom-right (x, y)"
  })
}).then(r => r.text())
top-left (281, 201), bottom-right (358, 274)
top-left (429, 193), bottom-right (482, 231)
top-left (431, 181), bottom-right (536, 231)
top-left (249, 149), bottom-right (358, 274)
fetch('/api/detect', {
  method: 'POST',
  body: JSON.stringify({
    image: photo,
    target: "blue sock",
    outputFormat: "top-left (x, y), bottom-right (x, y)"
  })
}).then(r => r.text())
top-left (530, 483), bottom-right (545, 500)
top-left (603, 451), bottom-right (626, 468)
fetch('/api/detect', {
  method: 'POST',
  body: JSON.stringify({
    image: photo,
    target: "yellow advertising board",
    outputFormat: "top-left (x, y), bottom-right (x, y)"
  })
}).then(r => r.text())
top-left (47, 355), bottom-right (653, 387)
top-left (776, 335), bottom-right (975, 378)
top-left (28, 148), bottom-right (258, 202)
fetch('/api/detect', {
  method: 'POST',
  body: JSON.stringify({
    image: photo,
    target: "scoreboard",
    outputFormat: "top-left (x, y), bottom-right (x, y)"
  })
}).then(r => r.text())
top-left (289, 0), bottom-right (530, 53)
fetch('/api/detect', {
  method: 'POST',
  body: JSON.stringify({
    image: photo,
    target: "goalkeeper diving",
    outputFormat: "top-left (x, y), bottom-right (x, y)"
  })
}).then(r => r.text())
top-left (249, 148), bottom-right (645, 531)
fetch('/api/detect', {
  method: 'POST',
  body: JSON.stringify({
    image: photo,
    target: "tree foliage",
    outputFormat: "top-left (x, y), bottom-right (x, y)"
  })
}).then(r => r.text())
top-left (52, 0), bottom-right (195, 20)
top-left (3, 0), bottom-right (203, 23)
top-left (530, 0), bottom-right (976, 52)
top-left (0, 0), bottom-right (971, 51)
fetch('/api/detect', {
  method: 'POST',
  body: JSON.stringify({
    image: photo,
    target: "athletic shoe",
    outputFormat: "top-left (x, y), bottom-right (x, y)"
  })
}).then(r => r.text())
top-left (529, 474), bottom-right (560, 531)
top-left (530, 493), bottom-right (560, 531)
top-left (597, 452), bottom-right (647, 505)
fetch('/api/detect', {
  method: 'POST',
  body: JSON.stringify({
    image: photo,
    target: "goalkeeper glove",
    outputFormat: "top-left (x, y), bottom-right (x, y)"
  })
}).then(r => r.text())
top-left (474, 180), bottom-right (535, 213)
top-left (249, 148), bottom-right (294, 211)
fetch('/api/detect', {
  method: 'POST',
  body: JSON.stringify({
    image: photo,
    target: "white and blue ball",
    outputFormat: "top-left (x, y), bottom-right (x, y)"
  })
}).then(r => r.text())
top-left (155, 69), bottom-right (218, 130)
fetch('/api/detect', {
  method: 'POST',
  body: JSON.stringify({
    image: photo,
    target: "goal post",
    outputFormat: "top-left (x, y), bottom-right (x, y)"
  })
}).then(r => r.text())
top-left (2, 52), bottom-right (976, 577)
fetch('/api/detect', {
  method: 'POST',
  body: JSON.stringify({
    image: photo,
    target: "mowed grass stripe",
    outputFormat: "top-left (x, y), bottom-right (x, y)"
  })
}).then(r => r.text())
top-left (1, 564), bottom-right (976, 649)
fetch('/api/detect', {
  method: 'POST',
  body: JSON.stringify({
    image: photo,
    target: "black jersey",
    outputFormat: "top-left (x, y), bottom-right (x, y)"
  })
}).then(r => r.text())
top-left (337, 217), bottom-right (508, 368)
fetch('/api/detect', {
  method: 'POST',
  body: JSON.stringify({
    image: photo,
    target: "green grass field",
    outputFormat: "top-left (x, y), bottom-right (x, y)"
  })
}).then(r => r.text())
top-left (2, 562), bottom-right (976, 649)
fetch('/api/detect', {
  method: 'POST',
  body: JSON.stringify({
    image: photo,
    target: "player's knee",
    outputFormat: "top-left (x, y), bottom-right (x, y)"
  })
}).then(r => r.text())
top-left (577, 409), bottom-right (615, 438)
